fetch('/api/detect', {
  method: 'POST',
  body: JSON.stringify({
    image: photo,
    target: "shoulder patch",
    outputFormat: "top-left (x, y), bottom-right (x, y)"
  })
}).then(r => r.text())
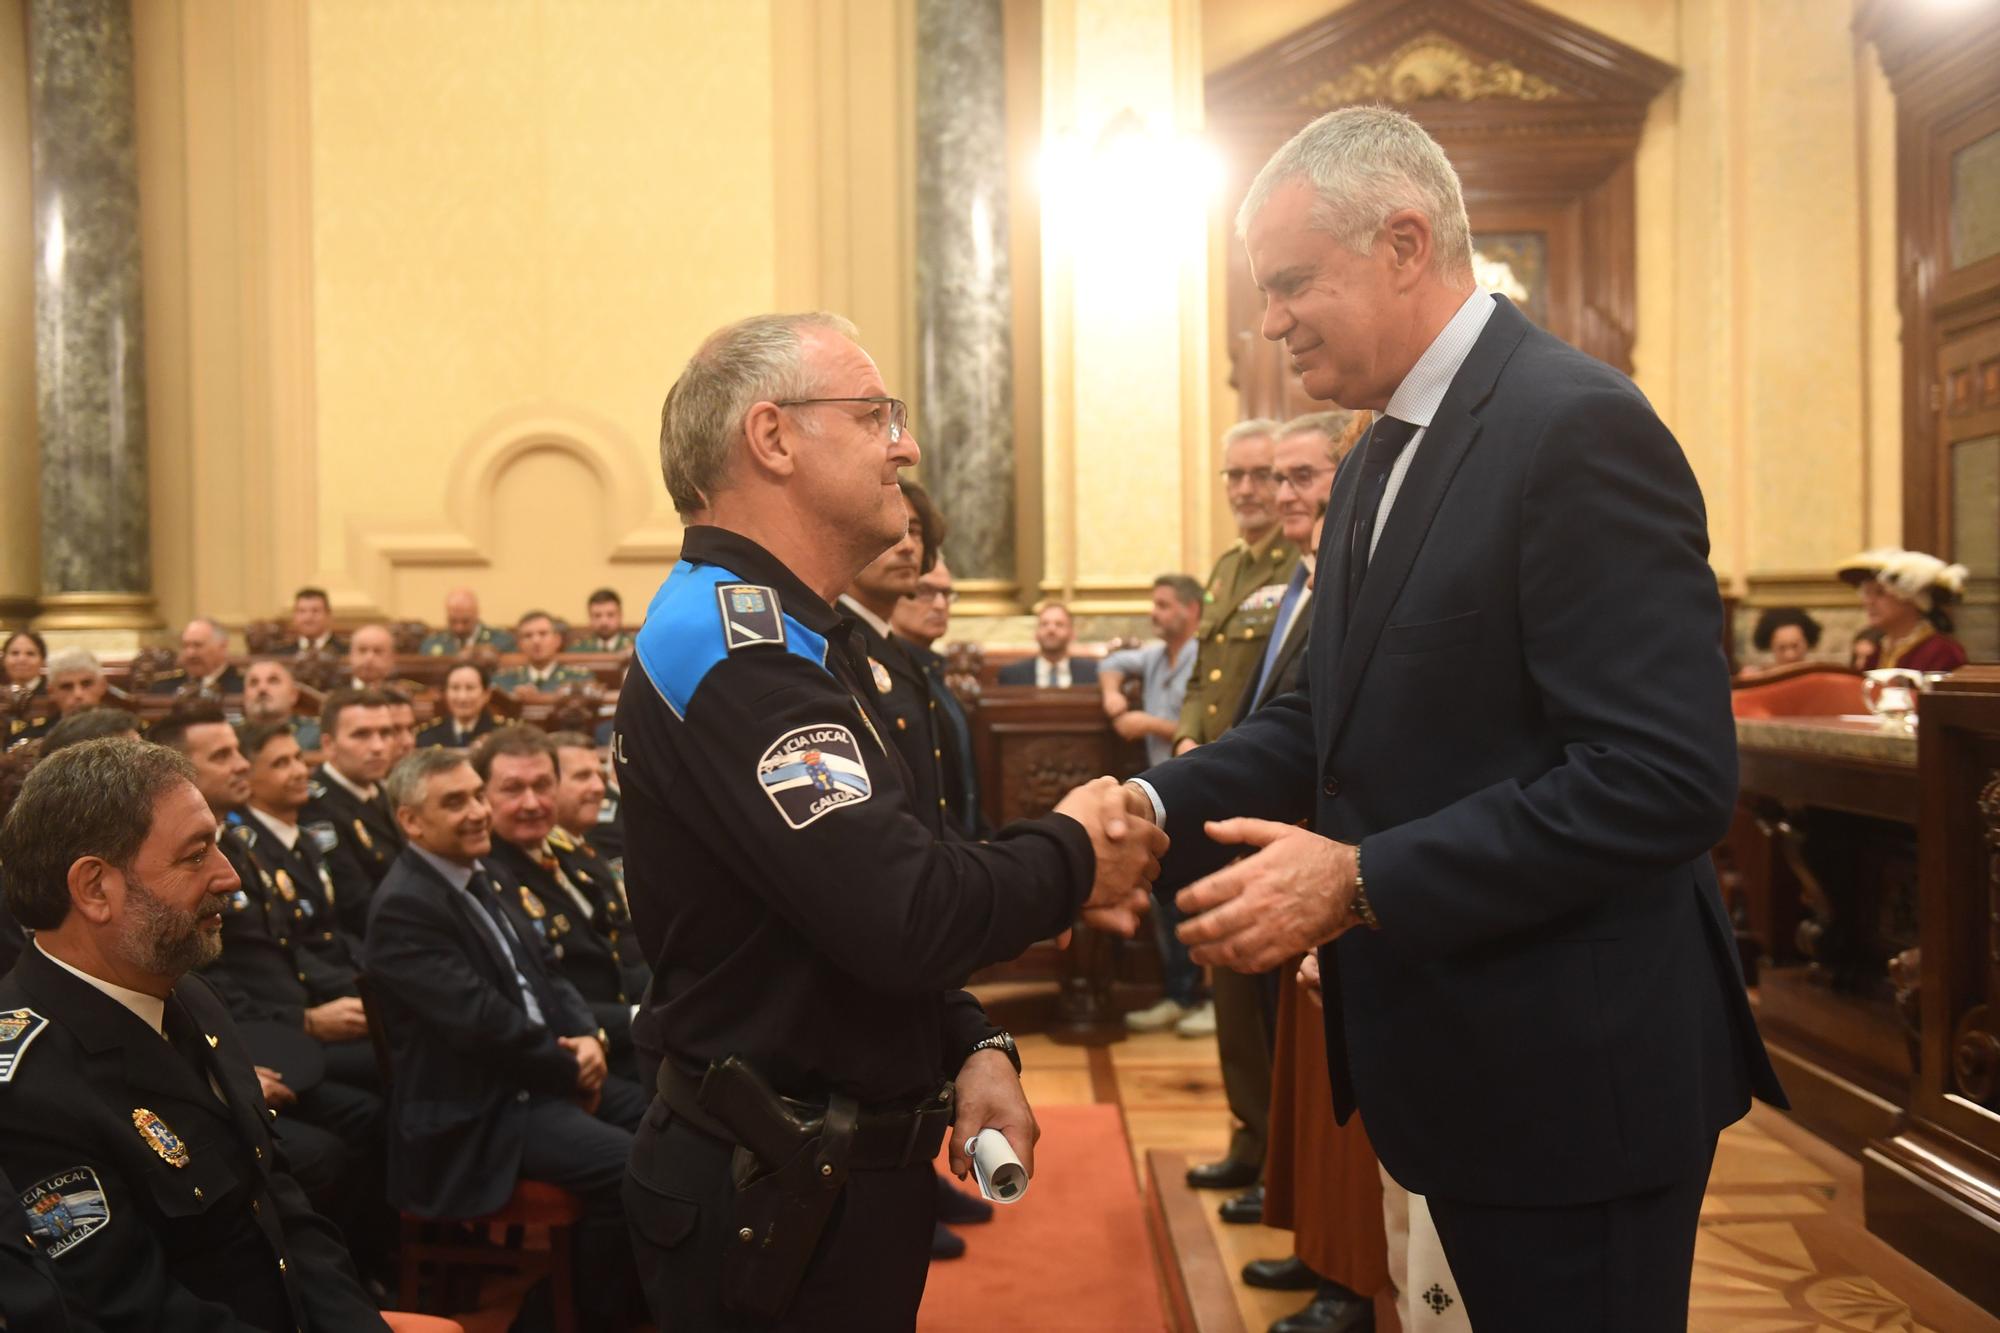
top-left (305, 821), bottom-right (339, 856)
top-left (20, 1168), bottom-right (109, 1258)
top-left (0, 1008), bottom-right (49, 1082)
top-left (756, 724), bottom-right (872, 829)
top-left (546, 826), bottom-right (575, 853)
top-left (717, 583), bottom-right (786, 652)
top-left (307, 779), bottom-right (328, 800)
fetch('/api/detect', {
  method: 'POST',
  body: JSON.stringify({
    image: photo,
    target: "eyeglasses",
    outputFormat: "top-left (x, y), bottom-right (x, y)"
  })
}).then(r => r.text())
top-left (913, 587), bottom-right (958, 605)
top-left (1219, 467), bottom-right (1277, 487)
top-left (774, 396), bottom-right (909, 445)
top-left (1276, 465), bottom-right (1335, 492)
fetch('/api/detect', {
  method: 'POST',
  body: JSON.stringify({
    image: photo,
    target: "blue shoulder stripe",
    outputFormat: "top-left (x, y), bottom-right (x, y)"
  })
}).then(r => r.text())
top-left (634, 561), bottom-right (830, 718)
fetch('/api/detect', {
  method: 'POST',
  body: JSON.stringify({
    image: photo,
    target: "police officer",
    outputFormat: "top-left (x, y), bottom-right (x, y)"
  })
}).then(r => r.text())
top-left (618, 311), bottom-right (1163, 1331)
top-left (473, 726), bottom-right (651, 1080)
top-left (300, 689), bottom-right (405, 941)
top-left (146, 618), bottom-right (246, 700)
top-left (0, 737), bottom-right (388, 1330)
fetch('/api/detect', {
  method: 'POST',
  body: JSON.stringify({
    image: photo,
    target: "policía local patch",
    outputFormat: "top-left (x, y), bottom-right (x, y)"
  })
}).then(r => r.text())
top-left (20, 1168), bottom-right (109, 1258)
top-left (756, 724), bottom-right (872, 829)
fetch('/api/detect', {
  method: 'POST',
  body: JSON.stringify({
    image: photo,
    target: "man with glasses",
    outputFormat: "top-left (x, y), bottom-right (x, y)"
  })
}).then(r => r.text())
top-left (1173, 418), bottom-right (1301, 1211)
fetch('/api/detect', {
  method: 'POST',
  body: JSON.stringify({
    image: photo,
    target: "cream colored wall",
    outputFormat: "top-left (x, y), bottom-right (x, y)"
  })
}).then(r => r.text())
top-left (0, 1), bottom-right (38, 618)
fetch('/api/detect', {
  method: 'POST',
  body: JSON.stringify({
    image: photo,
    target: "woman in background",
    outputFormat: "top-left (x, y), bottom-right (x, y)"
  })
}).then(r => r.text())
top-left (1742, 607), bottom-right (1822, 676)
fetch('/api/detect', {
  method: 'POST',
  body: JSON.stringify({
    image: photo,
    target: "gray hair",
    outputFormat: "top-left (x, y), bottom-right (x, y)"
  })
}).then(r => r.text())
top-left (659, 312), bottom-right (861, 516)
top-left (46, 648), bottom-right (104, 679)
top-left (1237, 106), bottom-right (1473, 286)
top-left (1221, 418), bottom-right (1282, 451)
top-left (186, 616), bottom-right (228, 645)
top-left (1280, 409), bottom-right (1361, 459)
top-left (0, 738), bottom-right (197, 930)
top-left (384, 746), bottom-right (473, 813)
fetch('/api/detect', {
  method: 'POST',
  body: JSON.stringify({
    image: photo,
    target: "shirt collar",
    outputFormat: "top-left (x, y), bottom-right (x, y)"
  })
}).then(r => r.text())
top-left (411, 844), bottom-right (481, 892)
top-left (836, 594), bottom-right (895, 642)
top-left (248, 805), bottom-right (302, 851)
top-left (321, 762), bottom-right (376, 804)
top-left (36, 942), bottom-right (167, 1037)
top-left (1383, 289), bottom-right (1498, 429)
top-left (681, 525), bottom-right (843, 637)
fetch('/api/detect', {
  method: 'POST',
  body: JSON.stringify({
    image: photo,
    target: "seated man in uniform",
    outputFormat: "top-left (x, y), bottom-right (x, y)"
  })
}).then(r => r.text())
top-left (378, 690), bottom-right (419, 768)
top-left (471, 727), bottom-right (650, 1083)
top-left (44, 649), bottom-right (109, 719)
top-left (244, 658), bottom-right (322, 751)
top-left (418, 589), bottom-right (515, 657)
top-left (345, 624), bottom-right (397, 692)
top-left (548, 730), bottom-right (614, 855)
top-left (578, 588), bottom-right (633, 653)
top-left (0, 736), bottom-right (388, 1330)
top-left (287, 587), bottom-right (348, 658)
top-left (150, 617), bottom-right (245, 699)
top-left (301, 689), bottom-right (404, 942)
top-left (366, 747), bottom-right (643, 1329)
top-left (491, 613), bottom-right (593, 695)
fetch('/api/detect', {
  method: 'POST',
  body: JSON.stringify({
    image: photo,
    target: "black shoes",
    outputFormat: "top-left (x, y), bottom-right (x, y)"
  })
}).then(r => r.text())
top-left (1242, 1255), bottom-right (1321, 1291)
top-left (1268, 1283), bottom-right (1374, 1333)
top-left (1185, 1157), bottom-right (1259, 1190)
top-left (930, 1220), bottom-right (966, 1259)
top-left (1219, 1183), bottom-right (1265, 1224)
top-left (934, 1173), bottom-right (994, 1226)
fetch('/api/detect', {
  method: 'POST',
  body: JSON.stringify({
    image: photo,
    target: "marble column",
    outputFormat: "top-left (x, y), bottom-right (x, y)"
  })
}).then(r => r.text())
top-left (27, 0), bottom-right (156, 634)
top-left (915, 0), bottom-right (1016, 595)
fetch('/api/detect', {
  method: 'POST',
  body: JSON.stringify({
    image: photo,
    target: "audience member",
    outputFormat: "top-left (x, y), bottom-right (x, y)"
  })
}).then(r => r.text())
top-left (1239, 411), bottom-right (1354, 727)
top-left (579, 588), bottom-right (634, 652)
top-left (3, 631), bottom-right (52, 749)
top-left (891, 555), bottom-right (988, 839)
top-left (39, 706), bottom-right (142, 755)
top-left (346, 623), bottom-right (397, 690)
top-left (997, 602), bottom-right (1099, 686)
top-left (1743, 607), bottom-right (1822, 676)
top-left (1172, 416), bottom-right (1302, 1210)
top-left (418, 588), bottom-right (516, 656)
top-left (379, 688), bottom-right (419, 766)
top-left (548, 729), bottom-right (613, 851)
top-left (1102, 574), bottom-right (1205, 1037)
top-left (1838, 548), bottom-right (1969, 672)
top-left (3, 629), bottom-right (45, 695)
top-left (301, 689), bottom-right (406, 940)
top-left (1851, 627), bottom-right (1885, 671)
top-left (0, 737), bottom-right (387, 1329)
top-left (151, 617), bottom-right (244, 698)
top-left (365, 746), bottom-right (642, 1328)
top-left (244, 657), bottom-right (322, 749)
top-left (416, 661), bottom-right (501, 749)
top-left (287, 586), bottom-right (348, 656)
top-left (44, 649), bottom-right (108, 717)
top-left (492, 612), bottom-right (593, 693)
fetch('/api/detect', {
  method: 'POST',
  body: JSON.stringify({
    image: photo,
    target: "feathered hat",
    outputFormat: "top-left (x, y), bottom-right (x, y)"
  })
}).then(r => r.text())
top-left (1837, 547), bottom-right (1968, 613)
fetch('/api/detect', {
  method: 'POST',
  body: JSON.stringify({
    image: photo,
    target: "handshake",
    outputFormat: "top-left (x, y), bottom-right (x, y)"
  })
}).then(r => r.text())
top-left (1050, 777), bottom-right (1169, 940)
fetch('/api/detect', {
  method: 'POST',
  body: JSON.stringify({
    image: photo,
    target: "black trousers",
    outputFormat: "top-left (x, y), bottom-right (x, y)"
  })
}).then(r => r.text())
top-left (518, 1077), bottom-right (647, 1323)
top-left (625, 1098), bottom-right (935, 1332)
top-left (1425, 1141), bottom-right (1716, 1333)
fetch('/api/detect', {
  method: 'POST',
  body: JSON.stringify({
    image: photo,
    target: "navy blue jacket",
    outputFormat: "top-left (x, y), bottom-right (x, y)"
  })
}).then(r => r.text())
top-left (1143, 297), bottom-right (1783, 1208)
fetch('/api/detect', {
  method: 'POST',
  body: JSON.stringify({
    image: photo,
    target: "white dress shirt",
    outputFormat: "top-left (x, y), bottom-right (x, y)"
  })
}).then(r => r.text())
top-left (248, 805), bottom-right (303, 852)
top-left (39, 943), bottom-right (166, 1036)
top-left (836, 595), bottom-right (894, 642)
top-left (1034, 657), bottom-right (1074, 689)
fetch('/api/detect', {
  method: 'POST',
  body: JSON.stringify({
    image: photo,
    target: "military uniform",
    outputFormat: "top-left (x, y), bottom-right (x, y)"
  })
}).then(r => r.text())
top-left (413, 712), bottom-right (498, 750)
top-left (300, 768), bottom-right (405, 943)
top-left (576, 632), bottom-right (634, 653)
top-left (0, 945), bottom-right (387, 1330)
top-left (484, 829), bottom-right (650, 1073)
top-left (1174, 531), bottom-right (1301, 747)
top-left (617, 526), bottom-right (1095, 1330)
top-left (417, 624), bottom-right (516, 656)
top-left (284, 633), bottom-right (349, 658)
top-left (145, 665), bottom-right (246, 698)
top-left (490, 661), bottom-right (595, 693)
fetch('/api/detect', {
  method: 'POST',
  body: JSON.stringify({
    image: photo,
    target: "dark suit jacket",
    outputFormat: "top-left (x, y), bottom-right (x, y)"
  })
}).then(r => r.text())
top-left (1144, 297), bottom-right (1783, 1209)
top-left (995, 655), bottom-right (1099, 687)
top-left (1234, 588), bottom-right (1314, 724)
top-left (363, 848), bottom-right (595, 1218)
top-left (0, 947), bottom-right (383, 1330)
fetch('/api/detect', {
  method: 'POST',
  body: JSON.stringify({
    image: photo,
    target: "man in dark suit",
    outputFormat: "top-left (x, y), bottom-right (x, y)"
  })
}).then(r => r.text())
top-left (287, 587), bottom-right (349, 658)
top-left (0, 736), bottom-right (387, 1330)
top-left (995, 602), bottom-right (1099, 687)
top-left (300, 689), bottom-right (404, 941)
top-left (1130, 106), bottom-right (1782, 1331)
top-left (365, 746), bottom-right (643, 1328)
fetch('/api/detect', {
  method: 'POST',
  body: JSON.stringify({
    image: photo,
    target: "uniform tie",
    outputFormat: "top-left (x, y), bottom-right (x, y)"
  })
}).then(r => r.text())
top-left (1346, 416), bottom-right (1419, 615)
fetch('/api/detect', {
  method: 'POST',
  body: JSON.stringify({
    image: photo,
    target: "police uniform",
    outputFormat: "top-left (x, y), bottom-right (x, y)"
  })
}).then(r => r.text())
top-left (1174, 531), bottom-right (1301, 747)
top-left (838, 600), bottom-right (948, 830)
top-left (0, 1162), bottom-right (83, 1333)
top-left (0, 944), bottom-right (388, 1330)
top-left (483, 829), bottom-right (651, 1074)
top-left (412, 712), bottom-right (498, 750)
top-left (6, 682), bottom-right (54, 751)
top-left (416, 624), bottom-right (516, 656)
top-left (300, 768), bottom-right (404, 943)
top-left (489, 661), bottom-right (595, 693)
top-left (145, 665), bottom-right (246, 698)
top-left (617, 526), bottom-right (1095, 1330)
top-left (909, 644), bottom-right (988, 840)
top-left (1173, 528), bottom-right (1299, 1187)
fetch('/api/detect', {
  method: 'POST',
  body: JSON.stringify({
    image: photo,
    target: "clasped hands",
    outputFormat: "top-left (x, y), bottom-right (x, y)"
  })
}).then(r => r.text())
top-left (1050, 776), bottom-right (1167, 942)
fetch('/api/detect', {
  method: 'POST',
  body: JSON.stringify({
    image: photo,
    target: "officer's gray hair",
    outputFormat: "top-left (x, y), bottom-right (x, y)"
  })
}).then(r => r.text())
top-left (0, 738), bottom-right (197, 931)
top-left (46, 648), bottom-right (104, 679)
top-left (1222, 418), bottom-right (1281, 452)
top-left (1280, 408), bottom-right (1362, 461)
top-left (659, 311), bottom-right (861, 517)
top-left (385, 746), bottom-right (472, 813)
top-left (1237, 106), bottom-right (1473, 286)
top-left (186, 616), bottom-right (228, 646)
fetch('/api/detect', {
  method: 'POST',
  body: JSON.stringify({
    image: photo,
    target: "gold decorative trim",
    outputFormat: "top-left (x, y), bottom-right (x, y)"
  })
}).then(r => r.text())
top-left (1300, 34), bottom-right (1564, 110)
top-left (33, 592), bottom-right (164, 633)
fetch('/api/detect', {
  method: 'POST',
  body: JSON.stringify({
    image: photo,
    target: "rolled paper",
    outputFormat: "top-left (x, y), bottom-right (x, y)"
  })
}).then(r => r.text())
top-left (966, 1130), bottom-right (1029, 1203)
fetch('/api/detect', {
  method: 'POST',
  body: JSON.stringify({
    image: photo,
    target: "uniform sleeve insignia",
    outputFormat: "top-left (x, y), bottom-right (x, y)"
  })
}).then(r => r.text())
top-left (868, 657), bottom-right (893, 695)
top-left (756, 724), bottom-right (873, 829)
top-left (0, 1008), bottom-right (48, 1082)
top-left (132, 1109), bottom-right (191, 1168)
top-left (716, 583), bottom-right (786, 653)
top-left (306, 822), bottom-right (339, 856)
top-left (519, 886), bottom-right (547, 920)
top-left (20, 1168), bottom-right (109, 1257)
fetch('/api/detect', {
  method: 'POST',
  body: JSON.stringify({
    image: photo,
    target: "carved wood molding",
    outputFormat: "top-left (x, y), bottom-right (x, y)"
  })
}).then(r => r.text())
top-left (1959, 770), bottom-right (2000, 1107)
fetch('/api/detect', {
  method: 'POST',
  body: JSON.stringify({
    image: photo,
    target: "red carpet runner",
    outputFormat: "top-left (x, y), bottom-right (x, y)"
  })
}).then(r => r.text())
top-left (920, 1104), bottom-right (1167, 1332)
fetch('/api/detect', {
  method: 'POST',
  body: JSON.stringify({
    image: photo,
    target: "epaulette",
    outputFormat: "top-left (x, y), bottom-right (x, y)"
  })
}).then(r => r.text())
top-left (716, 583), bottom-right (786, 654)
top-left (547, 827), bottom-right (576, 853)
top-left (308, 779), bottom-right (328, 800)
top-left (0, 1008), bottom-right (50, 1082)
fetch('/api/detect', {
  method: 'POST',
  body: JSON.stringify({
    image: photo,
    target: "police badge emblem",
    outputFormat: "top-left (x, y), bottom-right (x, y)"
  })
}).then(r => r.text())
top-left (352, 819), bottom-right (374, 851)
top-left (20, 1168), bottom-right (109, 1257)
top-left (519, 886), bottom-right (547, 920)
top-left (756, 724), bottom-right (872, 830)
top-left (868, 657), bottom-right (893, 695)
top-left (132, 1109), bottom-right (191, 1167)
top-left (274, 870), bottom-right (297, 902)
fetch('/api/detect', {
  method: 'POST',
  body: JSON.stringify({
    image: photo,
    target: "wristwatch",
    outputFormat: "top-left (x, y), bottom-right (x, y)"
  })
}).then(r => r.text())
top-left (1350, 846), bottom-right (1381, 931)
top-left (968, 1030), bottom-right (1021, 1076)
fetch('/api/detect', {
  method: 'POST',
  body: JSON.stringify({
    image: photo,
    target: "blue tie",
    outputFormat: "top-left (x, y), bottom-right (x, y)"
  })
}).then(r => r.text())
top-left (1252, 562), bottom-right (1311, 705)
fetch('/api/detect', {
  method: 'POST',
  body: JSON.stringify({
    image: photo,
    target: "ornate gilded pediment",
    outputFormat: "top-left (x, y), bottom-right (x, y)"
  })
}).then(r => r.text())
top-left (1298, 33), bottom-right (1567, 110)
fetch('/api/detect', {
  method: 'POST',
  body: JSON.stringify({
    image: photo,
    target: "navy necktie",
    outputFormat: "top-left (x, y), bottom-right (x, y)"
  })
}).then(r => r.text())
top-left (1346, 416), bottom-right (1420, 615)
